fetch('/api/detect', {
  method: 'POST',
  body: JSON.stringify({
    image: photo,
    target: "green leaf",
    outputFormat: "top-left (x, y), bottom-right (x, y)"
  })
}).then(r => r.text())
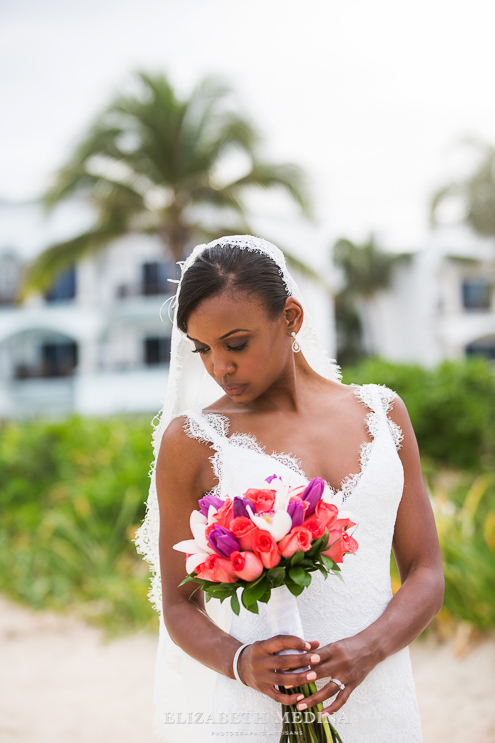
top-left (288, 566), bottom-right (312, 587)
top-left (306, 529), bottom-right (329, 557)
top-left (258, 586), bottom-right (272, 603)
top-left (178, 574), bottom-right (195, 586)
top-left (320, 555), bottom-right (336, 571)
top-left (267, 567), bottom-right (286, 587)
top-left (242, 578), bottom-right (268, 607)
top-left (289, 550), bottom-right (305, 566)
top-left (285, 580), bottom-right (304, 597)
top-left (245, 601), bottom-right (259, 614)
top-left (317, 563), bottom-right (328, 579)
top-left (230, 592), bottom-right (240, 616)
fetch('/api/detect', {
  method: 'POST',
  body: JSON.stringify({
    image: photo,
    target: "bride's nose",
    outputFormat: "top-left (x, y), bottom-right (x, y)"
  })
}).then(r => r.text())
top-left (211, 352), bottom-right (235, 377)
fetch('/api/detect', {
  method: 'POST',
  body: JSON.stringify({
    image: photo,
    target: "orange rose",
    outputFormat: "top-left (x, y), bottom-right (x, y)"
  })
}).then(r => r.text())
top-left (213, 498), bottom-right (234, 528)
top-left (243, 488), bottom-right (276, 513)
top-left (303, 517), bottom-right (325, 540)
top-left (230, 551), bottom-right (264, 581)
top-left (230, 516), bottom-right (258, 551)
top-left (278, 526), bottom-right (313, 558)
top-left (314, 501), bottom-right (339, 529)
top-left (333, 516), bottom-right (356, 531)
top-left (322, 528), bottom-right (358, 564)
top-left (195, 554), bottom-right (238, 583)
top-left (253, 529), bottom-right (281, 568)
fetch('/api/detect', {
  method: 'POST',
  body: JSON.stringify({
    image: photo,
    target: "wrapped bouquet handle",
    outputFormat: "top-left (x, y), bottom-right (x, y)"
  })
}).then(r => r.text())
top-left (266, 584), bottom-right (310, 673)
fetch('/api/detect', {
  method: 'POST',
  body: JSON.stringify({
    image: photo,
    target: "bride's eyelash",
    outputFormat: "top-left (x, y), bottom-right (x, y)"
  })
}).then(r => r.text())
top-left (192, 342), bottom-right (248, 355)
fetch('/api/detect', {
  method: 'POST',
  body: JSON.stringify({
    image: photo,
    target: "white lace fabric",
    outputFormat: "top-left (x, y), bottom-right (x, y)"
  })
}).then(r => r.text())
top-left (149, 382), bottom-right (423, 742)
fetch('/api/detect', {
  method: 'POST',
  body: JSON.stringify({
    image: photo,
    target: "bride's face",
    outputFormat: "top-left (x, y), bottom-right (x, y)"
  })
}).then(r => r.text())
top-left (185, 288), bottom-right (300, 403)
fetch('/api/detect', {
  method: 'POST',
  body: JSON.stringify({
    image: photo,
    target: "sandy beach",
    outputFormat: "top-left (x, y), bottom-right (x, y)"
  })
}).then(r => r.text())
top-left (1, 595), bottom-right (494, 743)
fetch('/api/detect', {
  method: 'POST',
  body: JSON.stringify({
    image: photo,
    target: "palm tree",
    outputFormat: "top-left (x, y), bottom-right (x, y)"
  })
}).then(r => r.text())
top-left (430, 137), bottom-right (495, 239)
top-left (22, 71), bottom-right (313, 296)
top-left (333, 235), bottom-right (409, 361)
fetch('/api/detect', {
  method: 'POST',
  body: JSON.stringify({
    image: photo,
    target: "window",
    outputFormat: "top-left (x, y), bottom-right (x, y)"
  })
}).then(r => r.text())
top-left (466, 336), bottom-right (495, 361)
top-left (461, 278), bottom-right (492, 311)
top-left (142, 261), bottom-right (175, 295)
top-left (41, 341), bottom-right (78, 377)
top-left (144, 336), bottom-right (171, 365)
top-left (45, 267), bottom-right (76, 302)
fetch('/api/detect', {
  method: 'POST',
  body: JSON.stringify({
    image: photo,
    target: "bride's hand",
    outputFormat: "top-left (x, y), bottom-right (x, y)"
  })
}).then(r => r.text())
top-left (237, 635), bottom-right (321, 705)
top-left (285, 634), bottom-right (378, 716)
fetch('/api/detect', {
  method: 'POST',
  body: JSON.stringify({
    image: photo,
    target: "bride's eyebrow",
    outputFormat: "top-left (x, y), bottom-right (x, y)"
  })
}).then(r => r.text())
top-left (187, 328), bottom-right (251, 342)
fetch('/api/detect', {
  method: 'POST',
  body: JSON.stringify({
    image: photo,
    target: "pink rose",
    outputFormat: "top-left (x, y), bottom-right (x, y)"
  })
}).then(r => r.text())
top-left (333, 517), bottom-right (356, 531)
top-left (314, 501), bottom-right (339, 529)
top-left (303, 517), bottom-right (325, 540)
top-left (278, 526), bottom-right (313, 558)
top-left (230, 551), bottom-right (264, 581)
top-left (243, 488), bottom-right (276, 513)
top-left (195, 554), bottom-right (238, 583)
top-left (322, 528), bottom-right (358, 564)
top-left (230, 516), bottom-right (258, 551)
top-left (213, 498), bottom-right (234, 528)
top-left (253, 529), bottom-right (281, 568)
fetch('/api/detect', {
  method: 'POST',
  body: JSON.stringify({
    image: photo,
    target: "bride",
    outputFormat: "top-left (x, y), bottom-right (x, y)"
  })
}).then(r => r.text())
top-left (135, 235), bottom-right (444, 743)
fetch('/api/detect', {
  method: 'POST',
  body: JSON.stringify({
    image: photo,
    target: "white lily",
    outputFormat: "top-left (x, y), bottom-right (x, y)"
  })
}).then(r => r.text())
top-left (207, 504), bottom-right (220, 524)
top-left (192, 522), bottom-right (215, 553)
top-left (246, 504), bottom-right (292, 542)
top-left (190, 510), bottom-right (207, 531)
top-left (172, 538), bottom-right (199, 553)
top-left (272, 479), bottom-right (293, 511)
top-left (186, 552), bottom-right (209, 573)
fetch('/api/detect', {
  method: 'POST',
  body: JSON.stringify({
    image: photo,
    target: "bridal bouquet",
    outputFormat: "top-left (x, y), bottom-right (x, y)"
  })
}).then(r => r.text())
top-left (174, 474), bottom-right (358, 743)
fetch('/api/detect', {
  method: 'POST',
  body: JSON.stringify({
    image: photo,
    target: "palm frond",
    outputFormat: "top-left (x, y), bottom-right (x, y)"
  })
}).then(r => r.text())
top-left (227, 162), bottom-right (312, 218)
top-left (20, 223), bottom-right (127, 297)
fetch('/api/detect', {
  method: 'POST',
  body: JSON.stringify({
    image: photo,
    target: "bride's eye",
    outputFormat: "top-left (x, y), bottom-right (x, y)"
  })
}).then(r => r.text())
top-left (192, 347), bottom-right (209, 355)
top-left (228, 342), bottom-right (248, 352)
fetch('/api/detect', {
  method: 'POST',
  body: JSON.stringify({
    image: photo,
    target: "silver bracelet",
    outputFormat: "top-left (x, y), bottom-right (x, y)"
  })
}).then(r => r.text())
top-left (233, 643), bottom-right (250, 685)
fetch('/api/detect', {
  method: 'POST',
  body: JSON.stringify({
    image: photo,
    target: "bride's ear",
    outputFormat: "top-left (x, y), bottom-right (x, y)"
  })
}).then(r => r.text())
top-left (284, 297), bottom-right (304, 334)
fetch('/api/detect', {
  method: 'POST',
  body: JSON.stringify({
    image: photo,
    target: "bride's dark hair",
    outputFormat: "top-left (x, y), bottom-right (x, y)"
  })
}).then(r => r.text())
top-left (177, 242), bottom-right (289, 333)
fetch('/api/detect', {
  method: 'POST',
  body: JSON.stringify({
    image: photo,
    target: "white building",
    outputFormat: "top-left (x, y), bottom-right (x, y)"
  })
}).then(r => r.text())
top-left (0, 200), bottom-right (176, 419)
top-left (357, 227), bottom-right (495, 367)
top-left (0, 200), bottom-right (337, 420)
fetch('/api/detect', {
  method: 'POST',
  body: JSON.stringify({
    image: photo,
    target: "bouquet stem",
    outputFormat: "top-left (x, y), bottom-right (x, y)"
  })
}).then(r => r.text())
top-left (265, 586), bottom-right (344, 743)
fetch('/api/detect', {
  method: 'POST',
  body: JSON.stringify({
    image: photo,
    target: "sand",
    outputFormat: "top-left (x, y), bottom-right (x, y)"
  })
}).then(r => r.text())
top-left (1, 596), bottom-right (494, 743)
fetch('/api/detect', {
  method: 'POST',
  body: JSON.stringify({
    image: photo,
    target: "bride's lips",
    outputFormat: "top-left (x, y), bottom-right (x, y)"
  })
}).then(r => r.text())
top-left (222, 383), bottom-right (247, 396)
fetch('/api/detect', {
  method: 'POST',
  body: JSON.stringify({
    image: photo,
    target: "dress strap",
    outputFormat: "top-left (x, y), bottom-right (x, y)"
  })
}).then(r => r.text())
top-left (183, 407), bottom-right (230, 451)
top-left (352, 383), bottom-right (404, 451)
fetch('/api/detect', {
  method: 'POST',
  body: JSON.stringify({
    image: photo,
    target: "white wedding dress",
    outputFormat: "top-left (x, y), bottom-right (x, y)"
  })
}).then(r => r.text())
top-left (151, 382), bottom-right (423, 742)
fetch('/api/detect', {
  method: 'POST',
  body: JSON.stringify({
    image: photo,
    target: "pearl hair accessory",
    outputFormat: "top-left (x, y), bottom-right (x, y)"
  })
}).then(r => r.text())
top-left (291, 331), bottom-right (301, 353)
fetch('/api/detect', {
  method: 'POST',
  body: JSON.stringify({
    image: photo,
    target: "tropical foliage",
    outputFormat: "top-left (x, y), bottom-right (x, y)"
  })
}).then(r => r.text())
top-left (430, 137), bottom-right (495, 239)
top-left (333, 235), bottom-right (411, 363)
top-left (22, 71), bottom-right (312, 296)
top-left (1, 359), bottom-right (494, 634)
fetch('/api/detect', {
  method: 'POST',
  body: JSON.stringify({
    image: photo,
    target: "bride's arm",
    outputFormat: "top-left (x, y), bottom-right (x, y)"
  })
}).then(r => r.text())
top-left (156, 417), bottom-right (318, 703)
top-left (287, 394), bottom-right (445, 715)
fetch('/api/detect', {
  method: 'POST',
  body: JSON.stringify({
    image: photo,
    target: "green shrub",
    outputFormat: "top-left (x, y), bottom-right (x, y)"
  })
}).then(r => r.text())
top-left (342, 357), bottom-right (495, 470)
top-left (0, 415), bottom-right (158, 634)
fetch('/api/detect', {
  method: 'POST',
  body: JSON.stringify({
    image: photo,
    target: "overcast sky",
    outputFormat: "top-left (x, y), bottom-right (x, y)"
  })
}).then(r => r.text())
top-left (1, 0), bottom-right (494, 261)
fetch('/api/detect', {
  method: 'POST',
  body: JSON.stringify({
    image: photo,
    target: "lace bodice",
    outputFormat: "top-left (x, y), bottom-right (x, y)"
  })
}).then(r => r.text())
top-left (150, 382), bottom-right (423, 742)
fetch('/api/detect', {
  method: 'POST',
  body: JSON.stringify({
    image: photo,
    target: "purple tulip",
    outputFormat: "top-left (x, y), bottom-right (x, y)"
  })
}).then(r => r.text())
top-left (208, 525), bottom-right (240, 558)
top-left (301, 477), bottom-right (325, 516)
top-left (233, 496), bottom-right (256, 519)
top-left (198, 494), bottom-right (224, 517)
top-left (287, 499), bottom-right (305, 528)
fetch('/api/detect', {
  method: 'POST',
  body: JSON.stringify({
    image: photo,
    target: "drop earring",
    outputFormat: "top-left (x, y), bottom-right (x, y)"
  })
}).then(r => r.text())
top-left (291, 331), bottom-right (301, 353)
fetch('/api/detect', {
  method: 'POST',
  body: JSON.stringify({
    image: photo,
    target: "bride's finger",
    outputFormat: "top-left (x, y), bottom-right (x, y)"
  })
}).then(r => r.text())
top-left (297, 680), bottom-right (351, 712)
top-left (264, 634), bottom-right (314, 654)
